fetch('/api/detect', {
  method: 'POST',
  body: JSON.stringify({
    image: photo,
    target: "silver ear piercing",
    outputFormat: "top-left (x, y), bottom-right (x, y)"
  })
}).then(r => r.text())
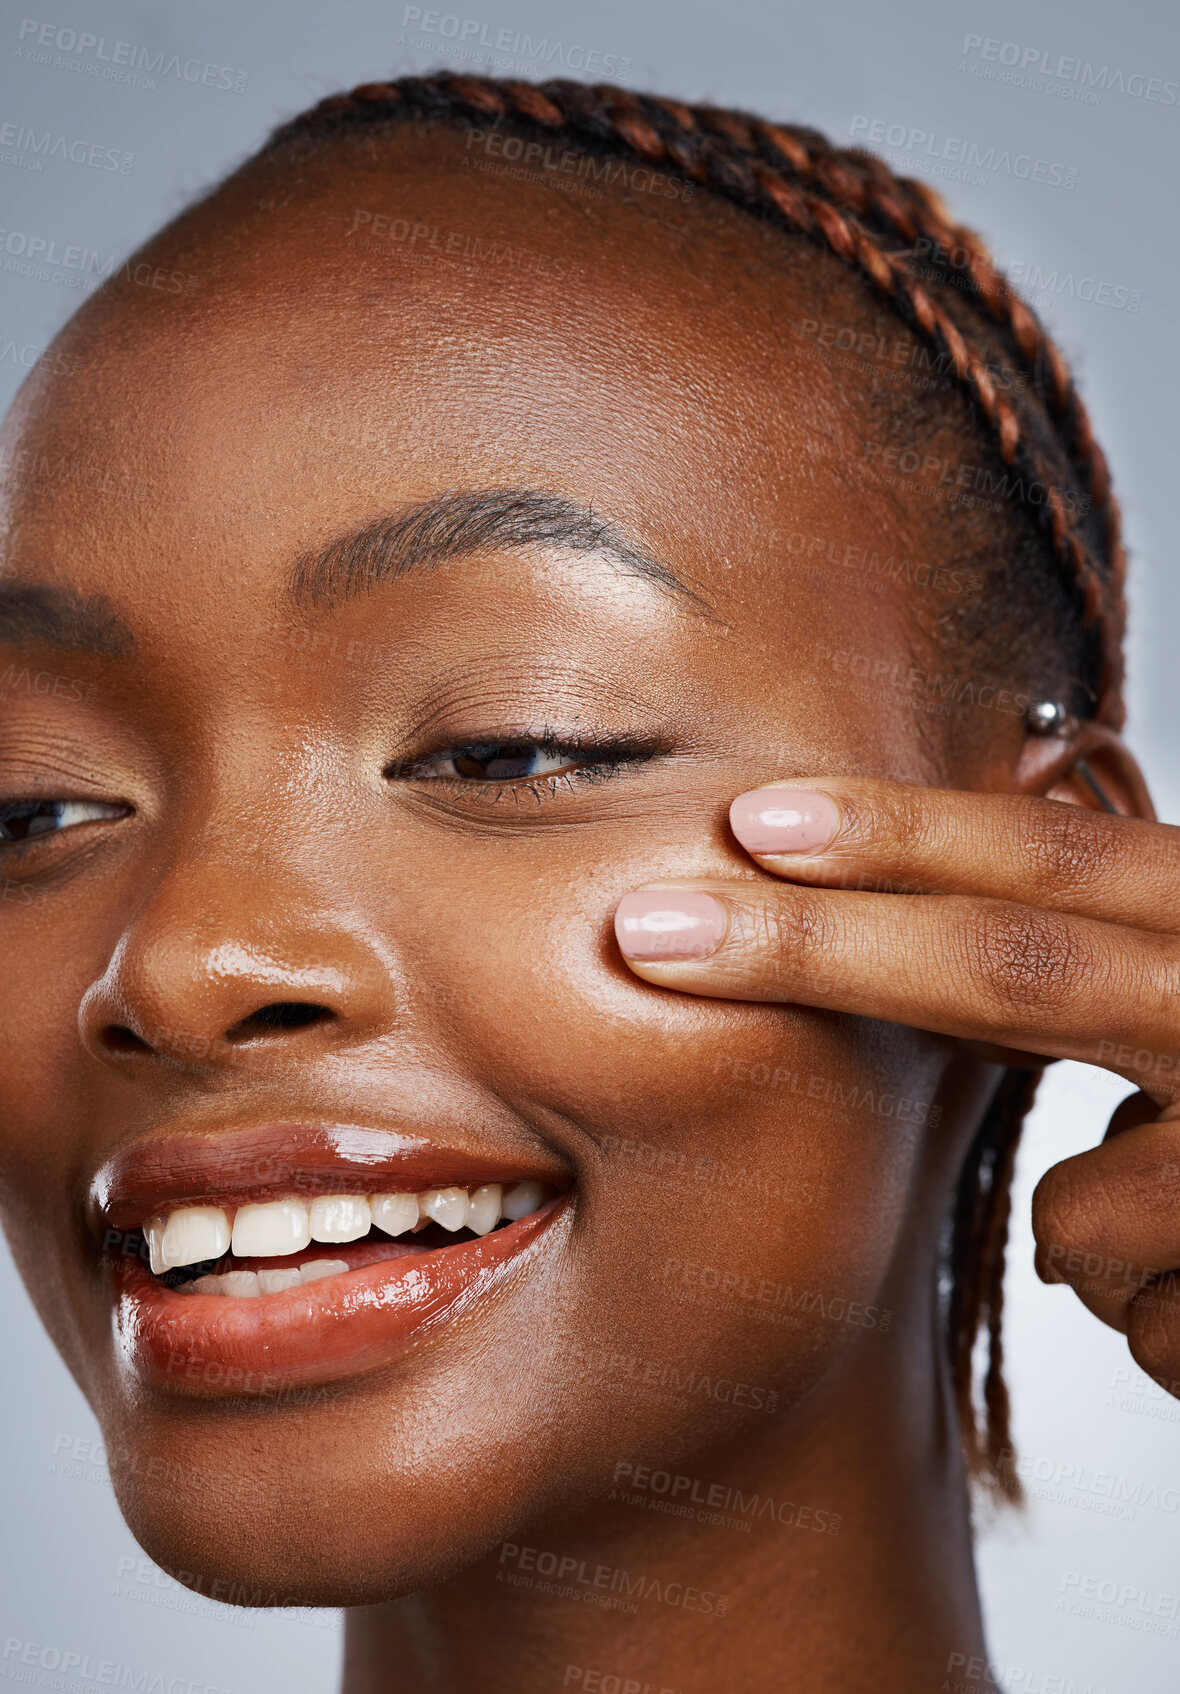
top-left (1025, 699), bottom-right (1118, 813)
top-left (1025, 700), bottom-right (1069, 735)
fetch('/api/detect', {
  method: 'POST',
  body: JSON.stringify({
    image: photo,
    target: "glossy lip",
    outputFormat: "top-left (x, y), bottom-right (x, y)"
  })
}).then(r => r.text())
top-left (89, 1122), bottom-right (574, 1398)
top-left (89, 1121), bottom-right (571, 1232)
top-left (110, 1196), bottom-right (568, 1398)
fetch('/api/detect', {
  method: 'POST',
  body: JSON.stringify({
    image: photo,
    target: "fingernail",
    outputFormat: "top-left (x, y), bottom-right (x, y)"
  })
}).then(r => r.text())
top-left (729, 788), bottom-right (840, 856)
top-left (614, 891), bottom-right (728, 962)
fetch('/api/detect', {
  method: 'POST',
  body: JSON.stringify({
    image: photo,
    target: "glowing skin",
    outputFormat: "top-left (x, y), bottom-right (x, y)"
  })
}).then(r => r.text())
top-left (0, 124), bottom-right (1157, 1693)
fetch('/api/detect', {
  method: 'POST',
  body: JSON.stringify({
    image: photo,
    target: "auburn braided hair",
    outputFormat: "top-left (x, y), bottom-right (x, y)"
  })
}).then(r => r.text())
top-left (261, 73), bottom-right (1128, 1501)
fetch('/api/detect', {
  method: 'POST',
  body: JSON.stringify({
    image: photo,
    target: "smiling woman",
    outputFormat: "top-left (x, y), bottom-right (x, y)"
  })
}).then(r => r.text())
top-left (0, 68), bottom-right (1174, 1694)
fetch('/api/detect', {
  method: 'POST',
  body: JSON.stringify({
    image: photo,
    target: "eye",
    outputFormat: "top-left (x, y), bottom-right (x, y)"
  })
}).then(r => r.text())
top-left (384, 731), bottom-right (669, 806)
top-left (416, 742), bottom-right (584, 783)
top-left (0, 799), bottom-right (129, 844)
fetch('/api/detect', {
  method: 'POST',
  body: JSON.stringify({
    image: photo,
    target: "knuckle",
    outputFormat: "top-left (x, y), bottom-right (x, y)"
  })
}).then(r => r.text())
top-left (1128, 1295), bottom-right (1180, 1386)
top-left (848, 785), bottom-right (925, 854)
top-left (959, 901), bottom-right (1082, 1020)
top-left (751, 892), bottom-right (833, 981)
top-left (1020, 800), bottom-right (1123, 899)
top-left (1031, 1158), bottom-right (1100, 1260)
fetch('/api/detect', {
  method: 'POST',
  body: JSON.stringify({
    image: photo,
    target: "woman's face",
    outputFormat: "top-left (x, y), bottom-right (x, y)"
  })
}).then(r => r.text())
top-left (0, 127), bottom-right (1010, 1602)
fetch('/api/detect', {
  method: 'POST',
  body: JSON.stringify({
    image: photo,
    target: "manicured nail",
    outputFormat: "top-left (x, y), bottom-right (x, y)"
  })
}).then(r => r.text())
top-left (729, 788), bottom-right (839, 856)
top-left (614, 891), bottom-right (728, 962)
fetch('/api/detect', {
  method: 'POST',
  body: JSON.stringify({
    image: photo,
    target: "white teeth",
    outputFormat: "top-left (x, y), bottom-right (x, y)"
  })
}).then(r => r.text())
top-left (183, 1260), bottom-right (348, 1296)
top-left (371, 1192), bottom-right (419, 1237)
top-left (466, 1184), bottom-right (502, 1236)
top-left (231, 1199), bottom-right (311, 1258)
top-left (149, 1177), bottom-right (556, 1288)
top-left (160, 1206), bottom-right (231, 1270)
top-left (420, 1186), bottom-right (469, 1232)
top-left (309, 1195), bottom-right (371, 1243)
top-left (300, 1258), bottom-right (349, 1283)
top-left (502, 1180), bottom-right (545, 1221)
top-left (145, 1217), bottom-right (168, 1275)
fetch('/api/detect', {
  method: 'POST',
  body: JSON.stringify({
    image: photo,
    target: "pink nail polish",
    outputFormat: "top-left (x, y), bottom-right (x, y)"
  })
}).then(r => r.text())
top-left (729, 789), bottom-right (839, 855)
top-left (614, 891), bottom-right (728, 961)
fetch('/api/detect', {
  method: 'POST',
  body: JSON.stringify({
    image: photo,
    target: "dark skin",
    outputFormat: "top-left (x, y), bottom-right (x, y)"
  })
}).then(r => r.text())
top-left (0, 124), bottom-right (1170, 1693)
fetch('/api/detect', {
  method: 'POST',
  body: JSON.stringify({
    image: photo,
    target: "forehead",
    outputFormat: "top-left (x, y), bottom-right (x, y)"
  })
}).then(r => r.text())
top-left (0, 124), bottom-right (953, 659)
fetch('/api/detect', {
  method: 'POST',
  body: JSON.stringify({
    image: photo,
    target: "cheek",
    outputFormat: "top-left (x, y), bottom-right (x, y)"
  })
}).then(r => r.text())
top-left (411, 861), bottom-right (945, 1368)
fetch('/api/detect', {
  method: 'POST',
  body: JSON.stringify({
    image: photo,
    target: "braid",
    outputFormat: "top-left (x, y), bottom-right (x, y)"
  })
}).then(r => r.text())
top-left (264, 74), bottom-right (1125, 1499)
top-left (948, 1067), bottom-right (1041, 1503)
top-left (269, 72), bottom-right (1126, 725)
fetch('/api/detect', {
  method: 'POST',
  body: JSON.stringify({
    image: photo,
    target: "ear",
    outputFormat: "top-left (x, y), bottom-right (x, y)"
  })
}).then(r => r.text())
top-left (1012, 722), bottom-right (1156, 822)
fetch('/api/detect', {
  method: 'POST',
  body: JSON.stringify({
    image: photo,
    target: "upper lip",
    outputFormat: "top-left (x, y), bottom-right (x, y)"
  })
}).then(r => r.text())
top-left (88, 1121), bottom-right (572, 1235)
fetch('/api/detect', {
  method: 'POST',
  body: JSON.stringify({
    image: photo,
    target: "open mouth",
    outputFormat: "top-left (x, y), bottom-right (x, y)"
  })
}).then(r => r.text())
top-left (91, 1124), bottom-right (572, 1396)
top-left (142, 1180), bottom-right (555, 1297)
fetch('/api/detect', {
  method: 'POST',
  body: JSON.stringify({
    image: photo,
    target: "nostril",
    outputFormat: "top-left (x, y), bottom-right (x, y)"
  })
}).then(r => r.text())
top-left (224, 1001), bottom-right (335, 1040)
top-left (101, 1025), bottom-right (153, 1056)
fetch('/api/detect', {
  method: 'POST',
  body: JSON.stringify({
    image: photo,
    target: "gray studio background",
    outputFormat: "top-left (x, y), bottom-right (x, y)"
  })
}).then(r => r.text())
top-left (1, 0), bottom-right (1177, 1687)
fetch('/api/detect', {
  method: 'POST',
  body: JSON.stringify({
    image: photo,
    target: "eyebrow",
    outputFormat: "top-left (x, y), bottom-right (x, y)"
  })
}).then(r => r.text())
top-left (0, 584), bottom-right (136, 657)
top-left (288, 487), bottom-right (710, 614)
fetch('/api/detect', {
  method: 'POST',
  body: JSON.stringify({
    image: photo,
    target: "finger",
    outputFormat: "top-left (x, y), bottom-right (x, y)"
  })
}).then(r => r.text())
top-left (1029, 1090), bottom-right (1157, 1287)
top-left (1127, 1280), bottom-right (1180, 1398)
top-left (1032, 1119), bottom-right (1180, 1333)
top-left (726, 779), bottom-right (1180, 933)
top-left (1103, 1089), bottom-right (1160, 1143)
top-left (613, 881), bottom-right (1180, 1097)
top-left (1032, 1093), bottom-right (1159, 1288)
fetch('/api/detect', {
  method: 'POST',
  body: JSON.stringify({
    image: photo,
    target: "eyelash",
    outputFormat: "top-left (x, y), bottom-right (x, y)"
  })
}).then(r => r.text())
top-left (0, 799), bottom-right (132, 866)
top-left (0, 733), bottom-right (664, 857)
top-left (385, 731), bottom-right (666, 806)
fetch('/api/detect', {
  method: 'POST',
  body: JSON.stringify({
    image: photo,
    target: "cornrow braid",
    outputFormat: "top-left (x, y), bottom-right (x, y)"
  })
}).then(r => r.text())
top-left (269, 72), bottom-right (1126, 727)
top-left (263, 74), bottom-right (1127, 1500)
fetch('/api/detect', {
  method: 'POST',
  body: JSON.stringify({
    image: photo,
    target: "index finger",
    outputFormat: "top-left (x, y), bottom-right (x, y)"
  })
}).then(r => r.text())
top-left (728, 779), bottom-right (1180, 933)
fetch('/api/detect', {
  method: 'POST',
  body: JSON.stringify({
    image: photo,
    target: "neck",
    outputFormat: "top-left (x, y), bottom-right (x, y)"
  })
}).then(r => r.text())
top-left (342, 1302), bottom-right (987, 1694)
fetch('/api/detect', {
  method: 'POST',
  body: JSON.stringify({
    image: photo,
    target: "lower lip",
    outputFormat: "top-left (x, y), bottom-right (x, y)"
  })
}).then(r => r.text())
top-left (109, 1198), bottom-right (567, 1399)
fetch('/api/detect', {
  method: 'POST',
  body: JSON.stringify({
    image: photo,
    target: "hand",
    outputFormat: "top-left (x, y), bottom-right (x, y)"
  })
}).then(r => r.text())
top-left (613, 777), bottom-right (1180, 1393)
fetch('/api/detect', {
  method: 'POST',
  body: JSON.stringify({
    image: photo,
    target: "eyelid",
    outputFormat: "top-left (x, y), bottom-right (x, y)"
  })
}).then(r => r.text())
top-left (383, 730), bottom-right (670, 806)
top-left (0, 798), bottom-right (132, 846)
top-left (384, 728), bottom-right (670, 778)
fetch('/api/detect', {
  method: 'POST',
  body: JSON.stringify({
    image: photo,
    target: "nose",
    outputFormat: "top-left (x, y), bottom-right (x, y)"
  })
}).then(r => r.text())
top-left (78, 856), bottom-right (394, 1071)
